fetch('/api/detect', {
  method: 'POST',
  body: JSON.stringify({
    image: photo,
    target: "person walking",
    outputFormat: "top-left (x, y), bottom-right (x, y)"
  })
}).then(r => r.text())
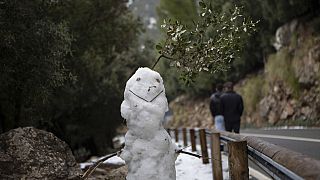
top-left (209, 83), bottom-right (225, 131)
top-left (221, 82), bottom-right (244, 133)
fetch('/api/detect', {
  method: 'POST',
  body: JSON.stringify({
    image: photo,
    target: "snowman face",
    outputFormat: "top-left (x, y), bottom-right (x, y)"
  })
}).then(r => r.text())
top-left (126, 68), bottom-right (165, 102)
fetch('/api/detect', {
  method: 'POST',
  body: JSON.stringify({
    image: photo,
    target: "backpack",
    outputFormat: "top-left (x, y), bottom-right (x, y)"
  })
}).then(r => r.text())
top-left (210, 93), bottom-right (222, 115)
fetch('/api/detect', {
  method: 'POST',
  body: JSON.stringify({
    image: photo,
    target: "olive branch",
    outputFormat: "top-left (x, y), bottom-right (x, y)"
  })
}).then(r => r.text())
top-left (153, 0), bottom-right (258, 84)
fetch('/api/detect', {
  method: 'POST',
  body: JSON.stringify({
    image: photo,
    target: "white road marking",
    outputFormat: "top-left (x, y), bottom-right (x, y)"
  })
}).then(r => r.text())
top-left (241, 133), bottom-right (320, 143)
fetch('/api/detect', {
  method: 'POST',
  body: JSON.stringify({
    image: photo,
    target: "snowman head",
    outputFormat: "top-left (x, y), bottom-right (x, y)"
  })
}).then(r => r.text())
top-left (124, 67), bottom-right (168, 111)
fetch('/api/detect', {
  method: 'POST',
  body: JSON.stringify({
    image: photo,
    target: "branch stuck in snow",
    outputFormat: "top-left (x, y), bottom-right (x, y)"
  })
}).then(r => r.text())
top-left (176, 149), bottom-right (202, 159)
top-left (81, 150), bottom-right (122, 179)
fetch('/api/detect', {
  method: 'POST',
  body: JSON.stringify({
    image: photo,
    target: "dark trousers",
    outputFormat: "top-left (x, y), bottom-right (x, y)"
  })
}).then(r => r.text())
top-left (225, 121), bottom-right (240, 133)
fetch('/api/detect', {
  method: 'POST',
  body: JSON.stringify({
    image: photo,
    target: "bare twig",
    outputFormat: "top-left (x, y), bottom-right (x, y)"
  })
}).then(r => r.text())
top-left (176, 149), bottom-right (202, 158)
top-left (151, 54), bottom-right (175, 70)
top-left (176, 149), bottom-right (224, 162)
top-left (81, 150), bottom-right (122, 179)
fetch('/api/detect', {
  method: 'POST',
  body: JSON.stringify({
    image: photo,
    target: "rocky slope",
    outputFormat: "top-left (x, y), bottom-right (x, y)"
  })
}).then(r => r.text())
top-left (165, 95), bottom-right (214, 129)
top-left (166, 18), bottom-right (320, 129)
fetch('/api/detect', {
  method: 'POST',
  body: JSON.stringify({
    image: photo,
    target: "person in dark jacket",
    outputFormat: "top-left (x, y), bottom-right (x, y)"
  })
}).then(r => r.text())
top-left (221, 82), bottom-right (244, 133)
top-left (210, 83), bottom-right (225, 131)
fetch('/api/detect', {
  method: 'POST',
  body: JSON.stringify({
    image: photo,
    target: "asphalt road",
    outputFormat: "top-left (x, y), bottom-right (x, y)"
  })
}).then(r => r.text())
top-left (240, 128), bottom-right (320, 160)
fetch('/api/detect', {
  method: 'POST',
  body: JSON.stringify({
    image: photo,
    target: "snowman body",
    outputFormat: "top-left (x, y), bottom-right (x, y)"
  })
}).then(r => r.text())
top-left (120, 67), bottom-right (177, 180)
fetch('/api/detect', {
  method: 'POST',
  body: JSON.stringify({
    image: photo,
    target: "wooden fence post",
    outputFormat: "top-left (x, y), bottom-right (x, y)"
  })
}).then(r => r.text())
top-left (182, 128), bottom-right (187, 147)
top-left (199, 129), bottom-right (209, 164)
top-left (228, 141), bottom-right (249, 180)
top-left (174, 128), bottom-right (179, 143)
top-left (211, 133), bottom-right (223, 180)
top-left (190, 129), bottom-right (196, 152)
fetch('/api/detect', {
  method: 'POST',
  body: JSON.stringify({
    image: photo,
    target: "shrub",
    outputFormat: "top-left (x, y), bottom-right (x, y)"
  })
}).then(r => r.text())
top-left (265, 49), bottom-right (300, 97)
top-left (238, 74), bottom-right (266, 114)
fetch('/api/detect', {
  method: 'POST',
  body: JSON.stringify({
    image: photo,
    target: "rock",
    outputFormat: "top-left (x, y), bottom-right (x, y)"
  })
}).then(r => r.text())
top-left (259, 97), bottom-right (270, 118)
top-left (268, 111), bottom-right (279, 125)
top-left (293, 37), bottom-right (320, 87)
top-left (301, 106), bottom-right (312, 116)
top-left (88, 165), bottom-right (127, 180)
top-left (280, 103), bottom-right (294, 120)
top-left (0, 127), bottom-right (81, 179)
top-left (273, 19), bottom-right (298, 51)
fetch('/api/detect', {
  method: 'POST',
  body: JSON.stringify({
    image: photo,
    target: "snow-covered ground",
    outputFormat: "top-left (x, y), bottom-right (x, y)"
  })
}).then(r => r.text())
top-left (175, 146), bottom-right (229, 180)
top-left (81, 143), bottom-right (270, 180)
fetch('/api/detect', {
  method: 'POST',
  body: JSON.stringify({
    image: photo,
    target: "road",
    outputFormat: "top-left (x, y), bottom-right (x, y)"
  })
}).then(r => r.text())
top-left (240, 128), bottom-right (320, 160)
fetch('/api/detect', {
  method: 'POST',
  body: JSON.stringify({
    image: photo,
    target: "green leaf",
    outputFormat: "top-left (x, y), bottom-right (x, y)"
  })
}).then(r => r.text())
top-left (199, 1), bottom-right (206, 8)
top-left (156, 44), bottom-right (162, 50)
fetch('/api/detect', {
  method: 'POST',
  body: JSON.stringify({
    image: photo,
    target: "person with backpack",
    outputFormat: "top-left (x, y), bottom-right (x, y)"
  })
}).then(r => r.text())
top-left (209, 83), bottom-right (225, 131)
top-left (221, 82), bottom-right (244, 133)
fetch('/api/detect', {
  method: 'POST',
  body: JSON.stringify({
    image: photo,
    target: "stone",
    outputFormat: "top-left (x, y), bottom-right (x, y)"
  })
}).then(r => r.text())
top-left (88, 165), bottom-right (127, 180)
top-left (280, 103), bottom-right (294, 120)
top-left (273, 19), bottom-right (298, 51)
top-left (259, 97), bottom-right (270, 118)
top-left (301, 106), bottom-right (312, 116)
top-left (268, 111), bottom-right (279, 125)
top-left (0, 127), bottom-right (81, 179)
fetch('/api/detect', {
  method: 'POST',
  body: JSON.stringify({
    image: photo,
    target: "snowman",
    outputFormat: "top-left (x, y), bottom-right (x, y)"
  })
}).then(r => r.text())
top-left (120, 67), bottom-right (178, 180)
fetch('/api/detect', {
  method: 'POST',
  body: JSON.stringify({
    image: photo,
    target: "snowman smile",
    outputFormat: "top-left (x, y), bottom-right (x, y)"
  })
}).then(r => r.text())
top-left (129, 89), bottom-right (163, 103)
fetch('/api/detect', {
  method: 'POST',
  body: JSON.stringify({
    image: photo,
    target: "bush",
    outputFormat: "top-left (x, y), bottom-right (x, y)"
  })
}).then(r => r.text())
top-left (265, 49), bottom-right (300, 96)
top-left (238, 74), bottom-right (266, 114)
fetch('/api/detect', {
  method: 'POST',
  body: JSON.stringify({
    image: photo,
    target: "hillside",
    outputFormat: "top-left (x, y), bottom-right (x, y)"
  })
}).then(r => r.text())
top-left (166, 17), bottom-right (320, 129)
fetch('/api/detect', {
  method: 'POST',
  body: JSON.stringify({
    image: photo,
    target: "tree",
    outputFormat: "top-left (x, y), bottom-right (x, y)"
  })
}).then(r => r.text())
top-left (157, 0), bottom-right (199, 28)
top-left (0, 0), bottom-right (72, 130)
top-left (45, 0), bottom-right (154, 158)
top-left (0, 0), bottom-right (155, 159)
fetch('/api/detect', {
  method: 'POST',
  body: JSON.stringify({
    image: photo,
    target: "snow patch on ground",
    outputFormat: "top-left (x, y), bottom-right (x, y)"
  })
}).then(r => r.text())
top-left (175, 145), bottom-right (229, 180)
top-left (80, 155), bottom-right (125, 169)
top-left (81, 145), bottom-right (269, 180)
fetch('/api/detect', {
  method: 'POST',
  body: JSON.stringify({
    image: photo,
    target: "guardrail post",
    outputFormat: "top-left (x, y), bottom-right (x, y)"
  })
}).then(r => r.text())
top-left (211, 133), bottom-right (223, 180)
top-left (189, 129), bottom-right (196, 152)
top-left (228, 141), bottom-right (249, 180)
top-left (182, 128), bottom-right (187, 147)
top-left (199, 129), bottom-right (209, 164)
top-left (174, 128), bottom-right (179, 143)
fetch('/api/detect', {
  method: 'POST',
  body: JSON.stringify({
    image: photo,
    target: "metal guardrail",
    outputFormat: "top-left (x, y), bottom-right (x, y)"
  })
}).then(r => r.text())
top-left (247, 146), bottom-right (302, 180)
top-left (215, 131), bottom-right (303, 180)
top-left (169, 128), bottom-right (318, 180)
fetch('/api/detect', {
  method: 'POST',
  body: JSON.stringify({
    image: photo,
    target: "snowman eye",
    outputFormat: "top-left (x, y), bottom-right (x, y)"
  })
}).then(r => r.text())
top-left (136, 77), bottom-right (141, 81)
top-left (156, 78), bottom-right (160, 83)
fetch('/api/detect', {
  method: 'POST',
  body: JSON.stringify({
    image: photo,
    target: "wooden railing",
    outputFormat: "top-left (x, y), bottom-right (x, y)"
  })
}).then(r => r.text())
top-left (167, 128), bottom-right (320, 180)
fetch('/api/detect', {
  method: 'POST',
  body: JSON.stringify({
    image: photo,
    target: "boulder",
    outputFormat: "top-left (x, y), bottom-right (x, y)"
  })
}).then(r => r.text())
top-left (273, 19), bottom-right (298, 51)
top-left (87, 165), bottom-right (127, 180)
top-left (259, 97), bottom-right (271, 118)
top-left (280, 103), bottom-right (294, 120)
top-left (0, 127), bottom-right (81, 179)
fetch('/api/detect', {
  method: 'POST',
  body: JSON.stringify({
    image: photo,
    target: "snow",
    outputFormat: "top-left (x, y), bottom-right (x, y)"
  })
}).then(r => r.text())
top-left (120, 67), bottom-right (178, 180)
top-left (175, 145), bottom-right (229, 180)
top-left (79, 156), bottom-right (125, 169)
top-left (80, 143), bottom-right (270, 180)
top-left (176, 145), bottom-right (229, 180)
top-left (104, 156), bottom-right (126, 165)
